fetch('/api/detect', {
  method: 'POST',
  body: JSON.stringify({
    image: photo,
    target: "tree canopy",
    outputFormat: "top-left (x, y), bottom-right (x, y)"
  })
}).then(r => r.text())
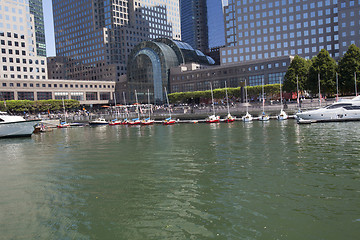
top-left (338, 44), bottom-right (360, 94)
top-left (283, 55), bottom-right (310, 93)
top-left (307, 49), bottom-right (337, 96)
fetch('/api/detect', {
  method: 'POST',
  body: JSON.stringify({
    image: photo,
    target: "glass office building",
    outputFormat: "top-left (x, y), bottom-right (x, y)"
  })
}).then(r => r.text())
top-left (0, 0), bottom-right (47, 81)
top-left (29, 0), bottom-right (46, 57)
top-left (52, 0), bottom-right (181, 81)
top-left (180, 0), bottom-right (209, 53)
top-left (207, 0), bottom-right (225, 49)
top-left (221, 0), bottom-right (360, 69)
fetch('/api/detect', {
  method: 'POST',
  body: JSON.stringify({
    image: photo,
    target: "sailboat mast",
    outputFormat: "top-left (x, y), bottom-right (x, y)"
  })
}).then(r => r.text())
top-left (245, 80), bottom-right (249, 113)
top-left (113, 92), bottom-right (117, 117)
top-left (135, 90), bottom-right (139, 119)
top-left (210, 82), bottom-right (216, 115)
top-left (318, 73), bottom-right (321, 107)
top-left (336, 72), bottom-right (339, 102)
top-left (296, 75), bottom-right (300, 110)
top-left (62, 98), bottom-right (66, 123)
top-left (262, 77), bottom-right (265, 113)
top-left (147, 89), bottom-right (151, 119)
top-left (123, 91), bottom-right (128, 118)
top-left (225, 81), bottom-right (230, 115)
top-left (279, 77), bottom-right (283, 111)
top-left (164, 87), bottom-right (171, 118)
top-left (355, 72), bottom-right (358, 96)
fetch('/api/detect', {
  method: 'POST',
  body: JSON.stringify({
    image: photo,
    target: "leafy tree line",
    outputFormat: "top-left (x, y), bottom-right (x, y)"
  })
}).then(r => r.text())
top-left (284, 44), bottom-right (360, 97)
top-left (0, 100), bottom-right (80, 114)
top-left (169, 84), bottom-right (281, 103)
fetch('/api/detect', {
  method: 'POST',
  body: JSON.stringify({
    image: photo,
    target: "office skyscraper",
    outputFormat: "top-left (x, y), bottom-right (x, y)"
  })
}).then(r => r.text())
top-left (29, 0), bottom-right (46, 57)
top-left (0, 0), bottom-right (47, 82)
top-left (180, 0), bottom-right (208, 53)
top-left (207, 0), bottom-right (225, 49)
top-left (180, 0), bottom-right (225, 52)
top-left (221, 0), bottom-right (360, 67)
top-left (52, 0), bottom-right (181, 81)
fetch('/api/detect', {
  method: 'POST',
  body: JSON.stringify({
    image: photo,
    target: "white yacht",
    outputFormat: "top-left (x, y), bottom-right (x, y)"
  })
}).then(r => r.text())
top-left (296, 96), bottom-right (360, 122)
top-left (0, 112), bottom-right (40, 138)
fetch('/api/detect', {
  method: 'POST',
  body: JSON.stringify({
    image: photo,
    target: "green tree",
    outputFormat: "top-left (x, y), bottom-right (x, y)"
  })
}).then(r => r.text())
top-left (338, 44), bottom-right (360, 95)
top-left (308, 49), bottom-right (337, 96)
top-left (283, 55), bottom-right (310, 93)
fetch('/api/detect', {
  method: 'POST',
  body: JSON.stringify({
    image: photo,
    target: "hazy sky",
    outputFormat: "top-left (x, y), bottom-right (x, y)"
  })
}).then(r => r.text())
top-left (43, 0), bottom-right (55, 57)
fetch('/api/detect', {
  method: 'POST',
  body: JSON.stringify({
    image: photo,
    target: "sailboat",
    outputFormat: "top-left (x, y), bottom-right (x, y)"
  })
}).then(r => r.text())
top-left (127, 90), bottom-right (141, 125)
top-left (258, 77), bottom-right (269, 121)
top-left (206, 82), bottom-right (220, 123)
top-left (141, 89), bottom-right (154, 125)
top-left (277, 77), bottom-right (288, 120)
top-left (109, 93), bottom-right (122, 125)
top-left (57, 98), bottom-right (70, 128)
top-left (224, 81), bottom-right (235, 122)
top-left (121, 92), bottom-right (129, 124)
top-left (242, 80), bottom-right (253, 122)
top-left (163, 87), bottom-right (176, 125)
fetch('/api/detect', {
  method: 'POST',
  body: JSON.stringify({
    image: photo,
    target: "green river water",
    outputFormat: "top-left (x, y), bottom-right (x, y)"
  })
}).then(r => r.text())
top-left (0, 120), bottom-right (359, 239)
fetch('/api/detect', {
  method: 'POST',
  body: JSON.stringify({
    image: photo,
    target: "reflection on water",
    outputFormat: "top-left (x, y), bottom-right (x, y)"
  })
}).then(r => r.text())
top-left (0, 121), bottom-right (359, 239)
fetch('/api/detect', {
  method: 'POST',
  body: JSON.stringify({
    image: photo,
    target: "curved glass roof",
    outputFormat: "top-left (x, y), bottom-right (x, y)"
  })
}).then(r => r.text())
top-left (173, 40), bottom-right (194, 50)
top-left (206, 56), bottom-right (215, 65)
top-left (195, 50), bottom-right (205, 56)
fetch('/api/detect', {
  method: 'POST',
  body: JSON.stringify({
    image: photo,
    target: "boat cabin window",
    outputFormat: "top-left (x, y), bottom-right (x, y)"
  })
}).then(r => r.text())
top-left (326, 103), bottom-right (352, 109)
top-left (343, 105), bottom-right (360, 110)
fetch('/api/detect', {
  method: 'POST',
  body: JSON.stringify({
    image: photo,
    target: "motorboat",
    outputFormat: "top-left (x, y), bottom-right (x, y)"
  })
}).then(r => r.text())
top-left (89, 117), bottom-right (108, 125)
top-left (0, 112), bottom-right (40, 138)
top-left (242, 112), bottom-right (253, 122)
top-left (206, 114), bottom-right (220, 123)
top-left (277, 109), bottom-right (288, 120)
top-left (296, 96), bottom-right (360, 122)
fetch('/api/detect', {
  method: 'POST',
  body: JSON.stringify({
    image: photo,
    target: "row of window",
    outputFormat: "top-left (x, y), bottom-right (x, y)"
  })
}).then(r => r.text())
top-left (1, 82), bottom-right (114, 89)
top-left (0, 91), bottom-right (111, 101)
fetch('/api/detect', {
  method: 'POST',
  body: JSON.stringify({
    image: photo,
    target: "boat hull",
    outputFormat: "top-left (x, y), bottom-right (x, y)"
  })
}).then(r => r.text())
top-left (89, 122), bottom-right (108, 126)
top-left (0, 120), bottom-right (40, 138)
top-left (296, 108), bottom-right (360, 122)
top-left (206, 119), bottom-right (220, 123)
top-left (163, 120), bottom-right (176, 125)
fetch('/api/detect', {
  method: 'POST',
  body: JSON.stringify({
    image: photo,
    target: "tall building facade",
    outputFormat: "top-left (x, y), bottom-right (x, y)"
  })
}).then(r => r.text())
top-left (180, 0), bottom-right (225, 52)
top-left (0, 0), bottom-right (47, 81)
top-left (29, 0), bottom-right (46, 57)
top-left (52, 0), bottom-right (181, 82)
top-left (207, 0), bottom-right (225, 49)
top-left (180, 0), bottom-right (208, 53)
top-left (221, 0), bottom-right (360, 68)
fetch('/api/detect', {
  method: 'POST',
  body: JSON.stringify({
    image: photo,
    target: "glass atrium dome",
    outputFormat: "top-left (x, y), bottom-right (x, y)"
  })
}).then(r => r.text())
top-left (127, 38), bottom-right (214, 103)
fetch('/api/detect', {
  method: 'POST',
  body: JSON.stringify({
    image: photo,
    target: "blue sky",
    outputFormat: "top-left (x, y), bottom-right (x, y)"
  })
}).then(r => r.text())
top-left (43, 0), bottom-right (55, 57)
